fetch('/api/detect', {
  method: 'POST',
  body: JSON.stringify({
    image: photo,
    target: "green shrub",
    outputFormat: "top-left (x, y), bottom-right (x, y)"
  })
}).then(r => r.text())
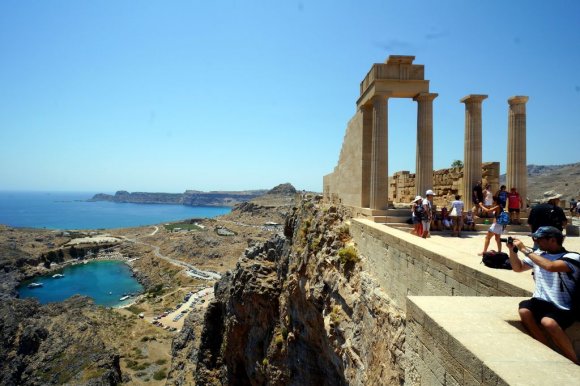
top-left (155, 359), bottom-right (167, 365)
top-left (274, 334), bottom-right (284, 348)
top-left (338, 246), bottom-right (359, 266)
top-left (153, 369), bottom-right (167, 381)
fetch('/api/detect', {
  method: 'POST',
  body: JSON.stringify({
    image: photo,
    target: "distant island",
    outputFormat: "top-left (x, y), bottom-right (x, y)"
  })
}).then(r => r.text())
top-left (89, 189), bottom-right (269, 207)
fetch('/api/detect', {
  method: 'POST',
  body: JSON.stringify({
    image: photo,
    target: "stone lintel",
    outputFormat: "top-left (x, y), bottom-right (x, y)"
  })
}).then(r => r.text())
top-left (508, 95), bottom-right (529, 105)
top-left (386, 55), bottom-right (415, 65)
top-left (413, 92), bottom-right (438, 102)
top-left (460, 94), bottom-right (488, 104)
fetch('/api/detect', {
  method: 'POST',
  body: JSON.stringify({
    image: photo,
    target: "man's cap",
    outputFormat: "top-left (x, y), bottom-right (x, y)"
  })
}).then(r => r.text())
top-left (530, 226), bottom-right (563, 239)
top-left (425, 189), bottom-right (435, 196)
top-left (413, 195), bottom-right (422, 203)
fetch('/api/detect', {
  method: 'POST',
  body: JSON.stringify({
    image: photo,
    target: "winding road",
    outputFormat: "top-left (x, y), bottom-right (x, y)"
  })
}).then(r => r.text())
top-left (122, 227), bottom-right (221, 281)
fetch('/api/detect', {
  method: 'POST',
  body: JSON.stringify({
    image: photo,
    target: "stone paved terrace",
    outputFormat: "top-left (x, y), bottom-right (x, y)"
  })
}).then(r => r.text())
top-left (350, 219), bottom-right (580, 384)
top-left (406, 296), bottom-right (580, 385)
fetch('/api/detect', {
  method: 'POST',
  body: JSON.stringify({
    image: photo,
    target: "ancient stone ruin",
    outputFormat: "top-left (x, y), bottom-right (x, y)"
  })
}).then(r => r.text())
top-left (323, 55), bottom-right (528, 220)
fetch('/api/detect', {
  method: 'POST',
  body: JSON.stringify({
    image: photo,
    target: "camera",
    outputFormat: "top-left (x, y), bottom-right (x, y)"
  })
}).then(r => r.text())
top-left (500, 236), bottom-right (518, 253)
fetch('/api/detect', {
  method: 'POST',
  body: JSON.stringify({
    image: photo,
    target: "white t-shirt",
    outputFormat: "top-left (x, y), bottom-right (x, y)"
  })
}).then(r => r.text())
top-left (421, 198), bottom-right (432, 220)
top-left (450, 200), bottom-right (464, 217)
top-left (523, 251), bottom-right (580, 310)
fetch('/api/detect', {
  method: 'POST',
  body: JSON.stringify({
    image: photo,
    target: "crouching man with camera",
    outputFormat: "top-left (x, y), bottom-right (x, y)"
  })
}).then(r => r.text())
top-left (506, 226), bottom-right (580, 364)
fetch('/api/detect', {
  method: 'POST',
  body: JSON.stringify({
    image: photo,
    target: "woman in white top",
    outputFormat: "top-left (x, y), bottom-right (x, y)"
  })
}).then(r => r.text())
top-left (483, 184), bottom-right (493, 206)
top-left (449, 194), bottom-right (464, 237)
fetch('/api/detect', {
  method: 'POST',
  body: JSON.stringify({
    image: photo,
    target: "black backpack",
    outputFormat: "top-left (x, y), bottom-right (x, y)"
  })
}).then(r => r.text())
top-left (557, 253), bottom-right (580, 321)
top-left (481, 251), bottom-right (512, 270)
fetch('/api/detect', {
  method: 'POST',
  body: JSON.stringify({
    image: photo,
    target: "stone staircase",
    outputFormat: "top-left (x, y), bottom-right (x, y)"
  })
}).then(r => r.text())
top-left (368, 208), bottom-right (533, 234)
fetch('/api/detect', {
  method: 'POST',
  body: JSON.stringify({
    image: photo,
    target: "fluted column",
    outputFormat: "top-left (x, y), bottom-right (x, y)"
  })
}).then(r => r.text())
top-left (361, 104), bottom-right (373, 208)
top-left (506, 96), bottom-right (529, 207)
top-left (461, 94), bottom-right (488, 210)
top-left (414, 93), bottom-right (438, 196)
top-left (369, 95), bottom-right (388, 210)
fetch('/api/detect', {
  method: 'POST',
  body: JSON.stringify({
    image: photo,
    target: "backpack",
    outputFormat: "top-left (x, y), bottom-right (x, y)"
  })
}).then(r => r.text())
top-left (497, 211), bottom-right (510, 226)
top-left (414, 204), bottom-right (427, 220)
top-left (557, 252), bottom-right (580, 320)
top-left (481, 251), bottom-right (512, 270)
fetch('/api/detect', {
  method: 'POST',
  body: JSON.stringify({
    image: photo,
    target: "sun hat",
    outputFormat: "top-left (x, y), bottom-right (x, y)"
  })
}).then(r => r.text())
top-left (425, 189), bottom-right (435, 196)
top-left (530, 226), bottom-right (563, 239)
top-left (544, 193), bottom-right (562, 203)
top-left (413, 195), bottom-right (422, 203)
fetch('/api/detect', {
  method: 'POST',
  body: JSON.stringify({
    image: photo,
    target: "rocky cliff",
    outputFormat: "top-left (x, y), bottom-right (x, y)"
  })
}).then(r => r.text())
top-left (90, 189), bottom-right (268, 207)
top-left (0, 296), bottom-right (122, 386)
top-left (171, 197), bottom-right (405, 385)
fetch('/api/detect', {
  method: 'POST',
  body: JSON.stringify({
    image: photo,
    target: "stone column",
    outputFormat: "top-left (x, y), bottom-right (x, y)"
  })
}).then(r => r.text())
top-left (361, 104), bottom-right (373, 208)
top-left (506, 96), bottom-right (529, 208)
top-left (414, 93), bottom-right (438, 197)
top-left (369, 96), bottom-right (388, 210)
top-left (460, 94), bottom-right (488, 210)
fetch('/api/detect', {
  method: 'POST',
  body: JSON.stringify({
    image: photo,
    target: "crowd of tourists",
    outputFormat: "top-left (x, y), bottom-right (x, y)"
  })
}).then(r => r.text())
top-left (410, 184), bottom-right (579, 365)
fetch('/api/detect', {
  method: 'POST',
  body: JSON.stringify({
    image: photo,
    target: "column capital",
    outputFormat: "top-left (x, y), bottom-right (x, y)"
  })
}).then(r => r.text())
top-left (460, 94), bottom-right (488, 104)
top-left (508, 95), bottom-right (529, 105)
top-left (413, 92), bottom-right (438, 102)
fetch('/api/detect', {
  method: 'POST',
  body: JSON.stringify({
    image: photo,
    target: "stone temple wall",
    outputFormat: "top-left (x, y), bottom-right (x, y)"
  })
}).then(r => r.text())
top-left (388, 162), bottom-right (500, 207)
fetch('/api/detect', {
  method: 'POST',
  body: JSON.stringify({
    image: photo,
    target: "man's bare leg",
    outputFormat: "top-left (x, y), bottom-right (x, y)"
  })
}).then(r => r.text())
top-left (541, 317), bottom-right (579, 364)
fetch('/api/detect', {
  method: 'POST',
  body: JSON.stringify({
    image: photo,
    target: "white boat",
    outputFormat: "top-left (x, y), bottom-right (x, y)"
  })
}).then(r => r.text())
top-left (52, 273), bottom-right (64, 278)
top-left (27, 282), bottom-right (43, 288)
top-left (119, 295), bottom-right (131, 301)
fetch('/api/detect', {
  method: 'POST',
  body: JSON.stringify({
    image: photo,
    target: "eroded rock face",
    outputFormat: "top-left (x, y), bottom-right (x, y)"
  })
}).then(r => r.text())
top-left (174, 198), bottom-right (406, 385)
top-left (0, 296), bottom-right (122, 386)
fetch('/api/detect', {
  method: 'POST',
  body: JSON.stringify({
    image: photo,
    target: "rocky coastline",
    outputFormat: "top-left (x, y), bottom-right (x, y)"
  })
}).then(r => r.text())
top-left (90, 189), bottom-right (269, 207)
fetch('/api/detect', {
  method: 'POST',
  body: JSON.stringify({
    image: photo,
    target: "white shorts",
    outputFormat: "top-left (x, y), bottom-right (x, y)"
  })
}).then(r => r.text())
top-left (489, 222), bottom-right (504, 235)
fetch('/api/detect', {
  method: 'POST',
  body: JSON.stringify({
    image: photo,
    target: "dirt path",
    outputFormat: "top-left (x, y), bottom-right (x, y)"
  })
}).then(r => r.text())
top-left (122, 227), bottom-right (221, 280)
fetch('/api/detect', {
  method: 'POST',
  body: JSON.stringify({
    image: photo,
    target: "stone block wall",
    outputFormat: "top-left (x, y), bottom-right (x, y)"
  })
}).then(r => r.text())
top-left (388, 162), bottom-right (500, 207)
top-left (350, 218), bottom-right (527, 312)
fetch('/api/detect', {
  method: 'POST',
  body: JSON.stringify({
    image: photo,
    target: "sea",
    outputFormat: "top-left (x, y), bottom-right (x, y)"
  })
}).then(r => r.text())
top-left (0, 191), bottom-right (231, 229)
top-left (18, 260), bottom-right (144, 307)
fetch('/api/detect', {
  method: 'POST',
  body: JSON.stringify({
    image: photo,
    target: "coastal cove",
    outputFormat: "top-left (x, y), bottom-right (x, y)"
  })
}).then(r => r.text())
top-left (0, 191), bottom-right (231, 229)
top-left (18, 260), bottom-right (143, 307)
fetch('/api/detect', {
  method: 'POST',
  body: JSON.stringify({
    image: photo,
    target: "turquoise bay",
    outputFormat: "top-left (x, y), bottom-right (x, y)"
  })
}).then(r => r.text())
top-left (18, 260), bottom-right (143, 307)
top-left (0, 191), bottom-right (231, 229)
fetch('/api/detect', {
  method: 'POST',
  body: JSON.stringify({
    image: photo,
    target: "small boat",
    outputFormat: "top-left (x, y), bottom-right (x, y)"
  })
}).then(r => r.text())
top-left (119, 295), bottom-right (131, 301)
top-left (52, 273), bottom-right (64, 279)
top-left (27, 282), bottom-right (43, 288)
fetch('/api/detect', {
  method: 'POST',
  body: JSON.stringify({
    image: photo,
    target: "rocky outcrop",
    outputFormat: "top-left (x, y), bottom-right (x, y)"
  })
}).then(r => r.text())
top-left (0, 296), bottom-right (122, 386)
top-left (90, 189), bottom-right (268, 207)
top-left (172, 197), bottom-right (406, 385)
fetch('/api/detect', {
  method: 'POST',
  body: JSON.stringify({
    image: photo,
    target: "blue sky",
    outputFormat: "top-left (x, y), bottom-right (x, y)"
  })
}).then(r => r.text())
top-left (1, 1), bottom-right (579, 193)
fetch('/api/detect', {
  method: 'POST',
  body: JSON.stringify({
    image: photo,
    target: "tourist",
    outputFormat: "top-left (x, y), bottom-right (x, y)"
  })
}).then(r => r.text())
top-left (478, 197), bottom-right (504, 255)
top-left (569, 198), bottom-right (577, 217)
top-left (495, 185), bottom-right (509, 210)
top-left (421, 190), bottom-right (435, 238)
top-left (508, 187), bottom-right (523, 225)
top-left (449, 194), bottom-right (464, 237)
top-left (463, 210), bottom-right (476, 231)
top-left (472, 181), bottom-right (483, 216)
top-left (528, 193), bottom-right (568, 233)
top-left (410, 195), bottom-right (423, 237)
top-left (506, 227), bottom-right (580, 364)
top-left (441, 207), bottom-right (452, 231)
top-left (483, 184), bottom-right (493, 207)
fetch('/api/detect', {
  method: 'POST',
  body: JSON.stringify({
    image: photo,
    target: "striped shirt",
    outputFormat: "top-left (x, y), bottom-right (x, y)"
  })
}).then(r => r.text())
top-left (524, 251), bottom-right (580, 310)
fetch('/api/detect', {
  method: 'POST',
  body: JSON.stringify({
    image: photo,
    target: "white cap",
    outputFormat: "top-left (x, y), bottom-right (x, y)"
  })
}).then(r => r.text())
top-left (425, 189), bottom-right (435, 196)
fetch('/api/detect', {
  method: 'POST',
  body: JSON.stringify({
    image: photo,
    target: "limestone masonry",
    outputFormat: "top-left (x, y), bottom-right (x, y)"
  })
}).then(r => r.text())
top-left (324, 55), bottom-right (528, 220)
